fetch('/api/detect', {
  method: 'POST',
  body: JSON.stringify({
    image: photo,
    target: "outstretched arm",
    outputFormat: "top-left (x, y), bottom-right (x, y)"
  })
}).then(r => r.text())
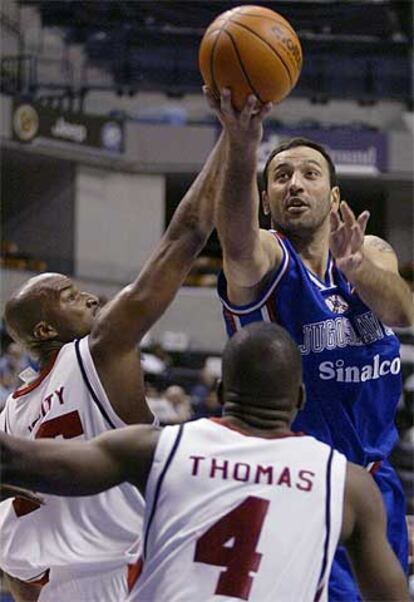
top-left (88, 132), bottom-right (226, 424)
top-left (207, 88), bottom-right (283, 306)
top-left (341, 462), bottom-right (409, 601)
top-left (0, 426), bottom-right (159, 498)
top-left (330, 201), bottom-right (413, 327)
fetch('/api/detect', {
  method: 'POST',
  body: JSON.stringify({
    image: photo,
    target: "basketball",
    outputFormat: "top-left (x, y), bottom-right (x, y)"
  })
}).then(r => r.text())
top-left (199, 5), bottom-right (303, 110)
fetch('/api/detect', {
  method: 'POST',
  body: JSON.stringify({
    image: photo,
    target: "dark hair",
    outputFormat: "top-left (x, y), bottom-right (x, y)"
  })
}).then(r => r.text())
top-left (262, 137), bottom-right (337, 191)
top-left (222, 322), bottom-right (302, 408)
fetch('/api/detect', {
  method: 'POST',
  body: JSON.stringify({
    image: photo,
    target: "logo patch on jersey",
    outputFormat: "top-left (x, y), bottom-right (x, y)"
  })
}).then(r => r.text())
top-left (325, 294), bottom-right (349, 314)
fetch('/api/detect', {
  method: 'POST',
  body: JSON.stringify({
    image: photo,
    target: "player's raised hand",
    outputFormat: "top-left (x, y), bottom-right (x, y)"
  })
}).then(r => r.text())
top-left (330, 201), bottom-right (370, 276)
top-left (203, 85), bottom-right (272, 146)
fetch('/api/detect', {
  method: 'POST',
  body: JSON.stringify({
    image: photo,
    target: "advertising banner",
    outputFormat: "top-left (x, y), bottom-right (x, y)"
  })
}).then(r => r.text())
top-left (259, 126), bottom-right (387, 175)
top-left (12, 101), bottom-right (124, 154)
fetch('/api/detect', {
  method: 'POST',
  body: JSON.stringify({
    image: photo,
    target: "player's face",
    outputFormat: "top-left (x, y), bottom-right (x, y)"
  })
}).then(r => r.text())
top-left (47, 276), bottom-right (100, 341)
top-left (263, 146), bottom-right (337, 236)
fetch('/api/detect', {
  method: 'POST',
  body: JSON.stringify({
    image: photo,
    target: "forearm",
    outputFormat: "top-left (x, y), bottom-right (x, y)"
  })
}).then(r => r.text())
top-left (351, 549), bottom-right (410, 602)
top-left (92, 135), bottom-right (227, 349)
top-left (346, 258), bottom-right (414, 327)
top-left (216, 138), bottom-right (261, 261)
top-left (1, 435), bottom-right (120, 497)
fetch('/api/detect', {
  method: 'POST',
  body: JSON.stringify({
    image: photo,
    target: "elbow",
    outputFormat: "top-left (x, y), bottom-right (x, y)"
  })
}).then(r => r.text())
top-left (396, 301), bottom-right (414, 328)
top-left (398, 313), bottom-right (414, 328)
top-left (165, 218), bottom-right (209, 256)
top-left (383, 309), bottom-right (414, 329)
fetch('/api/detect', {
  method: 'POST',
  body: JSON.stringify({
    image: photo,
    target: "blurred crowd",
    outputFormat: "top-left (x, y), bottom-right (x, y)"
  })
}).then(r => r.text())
top-left (1, 240), bottom-right (47, 273)
top-left (0, 340), bottom-right (34, 410)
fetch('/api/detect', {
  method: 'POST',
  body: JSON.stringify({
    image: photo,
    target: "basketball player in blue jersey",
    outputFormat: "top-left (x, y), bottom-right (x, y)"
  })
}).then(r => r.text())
top-left (205, 87), bottom-right (414, 602)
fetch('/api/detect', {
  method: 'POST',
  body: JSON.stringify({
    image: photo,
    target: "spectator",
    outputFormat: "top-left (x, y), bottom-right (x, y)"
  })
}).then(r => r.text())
top-left (192, 383), bottom-right (222, 420)
top-left (147, 384), bottom-right (191, 425)
top-left (0, 368), bottom-right (15, 412)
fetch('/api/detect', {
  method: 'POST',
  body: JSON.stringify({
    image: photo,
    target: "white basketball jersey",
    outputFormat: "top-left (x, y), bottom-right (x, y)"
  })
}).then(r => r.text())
top-left (0, 336), bottom-right (146, 582)
top-left (131, 418), bottom-right (346, 602)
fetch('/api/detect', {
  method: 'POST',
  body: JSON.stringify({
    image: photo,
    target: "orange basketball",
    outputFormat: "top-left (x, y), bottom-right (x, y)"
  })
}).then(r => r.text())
top-left (199, 5), bottom-right (303, 110)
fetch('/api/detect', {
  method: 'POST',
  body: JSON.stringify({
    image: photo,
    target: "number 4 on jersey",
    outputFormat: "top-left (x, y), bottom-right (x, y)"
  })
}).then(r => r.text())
top-left (194, 496), bottom-right (269, 600)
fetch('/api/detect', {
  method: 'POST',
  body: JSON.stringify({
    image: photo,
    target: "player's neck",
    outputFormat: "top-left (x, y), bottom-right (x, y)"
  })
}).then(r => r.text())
top-left (220, 413), bottom-right (292, 438)
top-left (289, 224), bottom-right (330, 280)
top-left (36, 341), bottom-right (65, 368)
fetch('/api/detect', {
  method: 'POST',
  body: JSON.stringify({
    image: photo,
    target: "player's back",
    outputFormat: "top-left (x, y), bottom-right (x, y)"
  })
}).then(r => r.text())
top-left (132, 418), bottom-right (346, 602)
top-left (0, 336), bottom-right (144, 582)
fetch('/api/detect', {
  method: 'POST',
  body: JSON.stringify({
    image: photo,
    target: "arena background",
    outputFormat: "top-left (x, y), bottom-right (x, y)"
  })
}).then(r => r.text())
top-left (0, 0), bottom-right (413, 599)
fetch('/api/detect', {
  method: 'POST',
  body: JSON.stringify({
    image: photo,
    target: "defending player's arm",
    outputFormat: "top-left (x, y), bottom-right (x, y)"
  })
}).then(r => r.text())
top-left (330, 201), bottom-right (414, 327)
top-left (88, 133), bottom-right (226, 424)
top-left (0, 427), bottom-right (158, 498)
top-left (207, 88), bottom-right (283, 305)
top-left (341, 463), bottom-right (410, 601)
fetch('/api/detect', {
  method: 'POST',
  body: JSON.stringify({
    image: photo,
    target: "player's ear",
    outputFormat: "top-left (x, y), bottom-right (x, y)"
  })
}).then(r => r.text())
top-left (33, 321), bottom-right (58, 341)
top-left (262, 190), bottom-right (271, 216)
top-left (216, 379), bottom-right (224, 405)
top-left (330, 186), bottom-right (340, 211)
top-left (297, 383), bottom-right (306, 411)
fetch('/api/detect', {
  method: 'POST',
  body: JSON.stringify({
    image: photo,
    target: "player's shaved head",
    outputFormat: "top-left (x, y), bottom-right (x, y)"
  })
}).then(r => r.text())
top-left (4, 273), bottom-right (72, 349)
top-left (222, 322), bottom-right (303, 415)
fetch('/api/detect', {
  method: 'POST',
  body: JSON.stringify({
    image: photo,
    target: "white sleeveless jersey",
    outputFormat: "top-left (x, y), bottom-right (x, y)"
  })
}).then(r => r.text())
top-left (0, 336), bottom-right (146, 582)
top-left (131, 418), bottom-right (346, 602)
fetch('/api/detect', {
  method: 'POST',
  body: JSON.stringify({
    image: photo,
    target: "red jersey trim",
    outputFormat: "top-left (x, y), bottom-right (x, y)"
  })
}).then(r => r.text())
top-left (209, 417), bottom-right (305, 439)
top-left (127, 557), bottom-right (143, 592)
top-left (368, 460), bottom-right (382, 475)
top-left (12, 352), bottom-right (59, 399)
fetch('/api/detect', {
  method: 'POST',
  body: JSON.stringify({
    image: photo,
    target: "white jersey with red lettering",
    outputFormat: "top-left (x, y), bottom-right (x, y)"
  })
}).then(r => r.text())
top-left (0, 336), bottom-right (149, 599)
top-left (130, 418), bottom-right (346, 602)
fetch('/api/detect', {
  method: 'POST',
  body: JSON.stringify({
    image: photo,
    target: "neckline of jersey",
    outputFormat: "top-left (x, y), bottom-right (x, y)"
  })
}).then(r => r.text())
top-left (271, 229), bottom-right (336, 289)
top-left (12, 350), bottom-right (60, 399)
top-left (304, 253), bottom-right (336, 289)
top-left (209, 417), bottom-right (305, 439)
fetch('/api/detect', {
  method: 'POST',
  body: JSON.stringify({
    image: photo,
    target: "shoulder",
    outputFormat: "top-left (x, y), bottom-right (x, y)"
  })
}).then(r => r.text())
top-left (259, 229), bottom-right (289, 271)
top-left (345, 462), bottom-right (385, 519)
top-left (364, 235), bottom-right (396, 254)
top-left (340, 461), bottom-right (385, 543)
top-left (363, 235), bottom-right (399, 271)
top-left (261, 229), bottom-right (285, 252)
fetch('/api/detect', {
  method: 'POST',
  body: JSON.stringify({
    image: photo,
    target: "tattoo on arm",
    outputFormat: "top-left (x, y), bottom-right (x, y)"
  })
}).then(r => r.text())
top-left (366, 236), bottom-right (394, 254)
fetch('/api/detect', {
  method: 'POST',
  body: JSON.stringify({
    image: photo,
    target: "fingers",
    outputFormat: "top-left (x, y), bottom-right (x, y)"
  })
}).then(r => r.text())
top-left (220, 87), bottom-right (235, 116)
top-left (332, 201), bottom-right (370, 258)
top-left (340, 201), bottom-right (356, 228)
top-left (240, 94), bottom-right (261, 127)
top-left (257, 101), bottom-right (273, 120)
top-left (203, 85), bottom-right (220, 110)
top-left (349, 223), bottom-right (364, 254)
top-left (357, 210), bottom-right (370, 234)
top-left (204, 86), bottom-right (273, 121)
top-left (340, 201), bottom-right (370, 234)
top-left (330, 209), bottom-right (341, 232)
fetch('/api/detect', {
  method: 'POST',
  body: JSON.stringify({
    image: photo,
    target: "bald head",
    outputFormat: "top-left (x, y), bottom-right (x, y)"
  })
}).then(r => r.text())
top-left (222, 322), bottom-right (303, 413)
top-left (4, 273), bottom-right (97, 357)
top-left (4, 274), bottom-right (65, 344)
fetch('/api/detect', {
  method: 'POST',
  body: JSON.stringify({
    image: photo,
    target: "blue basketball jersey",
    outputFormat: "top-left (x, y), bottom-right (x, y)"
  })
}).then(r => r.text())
top-left (218, 231), bottom-right (402, 465)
